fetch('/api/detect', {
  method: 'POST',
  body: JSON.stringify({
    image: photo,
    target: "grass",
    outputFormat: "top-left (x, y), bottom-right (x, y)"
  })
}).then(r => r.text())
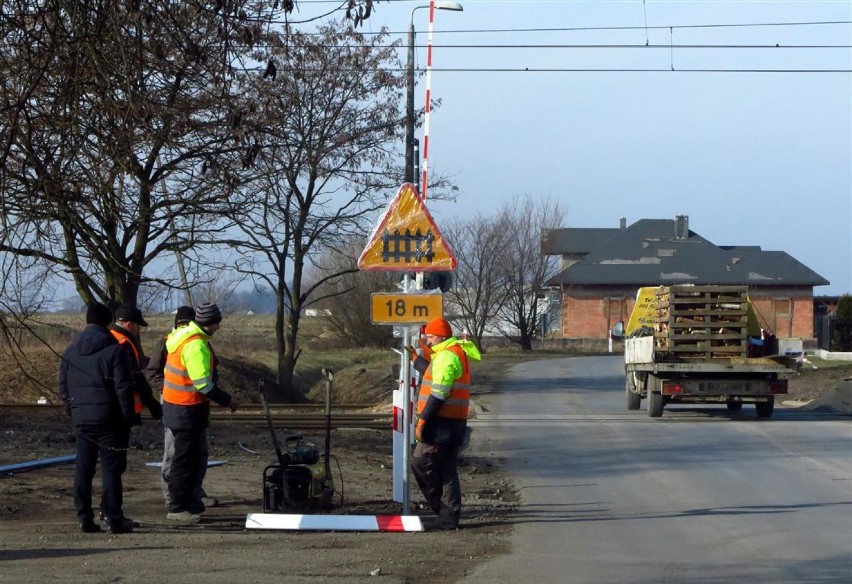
top-left (5, 312), bottom-right (846, 406)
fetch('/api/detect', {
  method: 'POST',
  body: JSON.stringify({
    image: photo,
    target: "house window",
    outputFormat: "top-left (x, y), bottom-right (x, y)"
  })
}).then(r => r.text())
top-left (773, 298), bottom-right (793, 337)
top-left (605, 297), bottom-right (627, 334)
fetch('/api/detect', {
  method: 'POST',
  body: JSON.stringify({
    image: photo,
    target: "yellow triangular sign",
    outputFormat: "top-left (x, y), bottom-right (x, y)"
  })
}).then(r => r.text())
top-left (358, 183), bottom-right (457, 272)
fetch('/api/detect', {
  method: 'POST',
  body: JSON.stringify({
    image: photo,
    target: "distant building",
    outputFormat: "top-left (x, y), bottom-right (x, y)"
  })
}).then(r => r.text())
top-left (542, 216), bottom-right (829, 341)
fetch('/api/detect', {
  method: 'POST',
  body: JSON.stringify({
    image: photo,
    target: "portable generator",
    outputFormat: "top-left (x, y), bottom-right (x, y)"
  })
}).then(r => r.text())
top-left (258, 374), bottom-right (335, 512)
top-left (262, 435), bottom-right (333, 511)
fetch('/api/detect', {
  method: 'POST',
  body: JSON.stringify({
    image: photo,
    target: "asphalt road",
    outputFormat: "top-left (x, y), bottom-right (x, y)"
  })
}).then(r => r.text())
top-left (463, 355), bottom-right (852, 584)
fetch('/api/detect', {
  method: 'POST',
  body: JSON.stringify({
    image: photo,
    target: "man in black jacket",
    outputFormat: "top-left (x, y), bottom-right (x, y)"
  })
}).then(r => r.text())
top-left (59, 302), bottom-right (135, 534)
top-left (110, 306), bottom-right (162, 424)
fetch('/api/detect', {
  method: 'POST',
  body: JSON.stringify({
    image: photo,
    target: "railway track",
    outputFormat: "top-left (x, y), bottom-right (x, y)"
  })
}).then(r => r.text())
top-left (0, 403), bottom-right (393, 430)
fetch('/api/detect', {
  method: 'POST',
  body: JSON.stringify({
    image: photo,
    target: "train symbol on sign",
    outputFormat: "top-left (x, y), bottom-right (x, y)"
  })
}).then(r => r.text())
top-left (381, 228), bottom-right (435, 264)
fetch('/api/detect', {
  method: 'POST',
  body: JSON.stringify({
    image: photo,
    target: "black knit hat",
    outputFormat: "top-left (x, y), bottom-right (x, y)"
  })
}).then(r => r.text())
top-left (195, 302), bottom-right (222, 326)
top-left (86, 302), bottom-right (112, 327)
top-left (174, 305), bottom-right (195, 327)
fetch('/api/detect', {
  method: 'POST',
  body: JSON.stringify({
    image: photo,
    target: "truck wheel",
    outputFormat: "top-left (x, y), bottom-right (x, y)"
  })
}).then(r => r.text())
top-left (755, 397), bottom-right (774, 418)
top-left (647, 392), bottom-right (664, 417)
top-left (626, 374), bottom-right (641, 410)
top-left (726, 401), bottom-right (743, 412)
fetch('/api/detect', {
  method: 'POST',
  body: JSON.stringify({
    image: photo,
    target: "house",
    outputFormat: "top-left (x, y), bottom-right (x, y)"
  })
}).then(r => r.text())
top-left (542, 216), bottom-right (829, 341)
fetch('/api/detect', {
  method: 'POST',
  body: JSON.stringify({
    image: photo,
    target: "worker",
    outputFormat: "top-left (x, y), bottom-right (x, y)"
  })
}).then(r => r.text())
top-left (162, 302), bottom-right (238, 524)
top-left (110, 306), bottom-right (162, 425)
top-left (410, 317), bottom-right (481, 530)
top-left (59, 302), bottom-right (135, 534)
top-left (144, 306), bottom-right (218, 512)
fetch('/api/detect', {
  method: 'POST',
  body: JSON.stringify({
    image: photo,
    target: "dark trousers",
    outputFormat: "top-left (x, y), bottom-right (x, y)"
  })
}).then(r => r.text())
top-left (74, 425), bottom-right (129, 522)
top-left (167, 427), bottom-right (204, 513)
top-left (411, 442), bottom-right (462, 526)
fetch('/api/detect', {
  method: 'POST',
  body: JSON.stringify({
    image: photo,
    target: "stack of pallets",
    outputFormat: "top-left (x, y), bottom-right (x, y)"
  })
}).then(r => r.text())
top-left (653, 285), bottom-right (749, 360)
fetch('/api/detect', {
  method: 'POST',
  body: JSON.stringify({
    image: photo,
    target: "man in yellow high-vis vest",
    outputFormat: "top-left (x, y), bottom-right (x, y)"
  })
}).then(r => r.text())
top-left (162, 303), bottom-right (238, 524)
top-left (411, 317), bottom-right (481, 530)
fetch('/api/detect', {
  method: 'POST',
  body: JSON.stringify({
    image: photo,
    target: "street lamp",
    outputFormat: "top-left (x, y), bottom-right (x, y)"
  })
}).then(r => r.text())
top-left (405, 1), bottom-right (463, 185)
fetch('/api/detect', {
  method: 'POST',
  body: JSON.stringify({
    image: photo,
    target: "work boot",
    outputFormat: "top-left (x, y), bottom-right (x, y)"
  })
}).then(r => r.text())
top-left (201, 496), bottom-right (219, 508)
top-left (79, 518), bottom-right (102, 533)
top-left (166, 511), bottom-right (201, 524)
top-left (100, 512), bottom-right (140, 528)
top-left (106, 518), bottom-right (134, 534)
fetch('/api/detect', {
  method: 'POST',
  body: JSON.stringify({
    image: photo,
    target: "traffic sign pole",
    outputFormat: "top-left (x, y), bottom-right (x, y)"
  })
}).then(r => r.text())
top-left (358, 182), bottom-right (456, 517)
top-left (401, 273), bottom-right (412, 515)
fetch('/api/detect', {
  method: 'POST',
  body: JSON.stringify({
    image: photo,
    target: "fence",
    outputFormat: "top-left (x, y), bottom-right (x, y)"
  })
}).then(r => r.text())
top-left (815, 313), bottom-right (836, 350)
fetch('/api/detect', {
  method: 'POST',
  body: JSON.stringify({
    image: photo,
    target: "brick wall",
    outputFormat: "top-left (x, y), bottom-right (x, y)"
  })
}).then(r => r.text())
top-left (560, 285), bottom-right (817, 341)
top-left (561, 286), bottom-right (632, 338)
top-left (747, 286), bottom-right (815, 340)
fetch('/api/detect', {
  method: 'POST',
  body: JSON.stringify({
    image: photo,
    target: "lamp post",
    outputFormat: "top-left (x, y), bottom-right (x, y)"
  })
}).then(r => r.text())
top-left (405, 1), bottom-right (463, 185)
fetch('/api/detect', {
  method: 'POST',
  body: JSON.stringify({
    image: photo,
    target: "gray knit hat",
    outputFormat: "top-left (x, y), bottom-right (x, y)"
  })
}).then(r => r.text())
top-left (195, 302), bottom-right (222, 326)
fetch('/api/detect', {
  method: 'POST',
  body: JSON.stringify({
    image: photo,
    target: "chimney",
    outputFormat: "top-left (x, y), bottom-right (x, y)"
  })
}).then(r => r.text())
top-left (674, 215), bottom-right (689, 240)
top-left (619, 217), bottom-right (627, 229)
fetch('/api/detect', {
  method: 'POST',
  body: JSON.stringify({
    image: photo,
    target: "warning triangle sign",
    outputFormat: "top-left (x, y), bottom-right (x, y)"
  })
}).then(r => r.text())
top-left (358, 183), bottom-right (457, 272)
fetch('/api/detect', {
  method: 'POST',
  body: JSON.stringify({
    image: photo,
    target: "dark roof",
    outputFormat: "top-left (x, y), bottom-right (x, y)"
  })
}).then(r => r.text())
top-left (541, 227), bottom-right (619, 255)
top-left (544, 219), bottom-right (829, 287)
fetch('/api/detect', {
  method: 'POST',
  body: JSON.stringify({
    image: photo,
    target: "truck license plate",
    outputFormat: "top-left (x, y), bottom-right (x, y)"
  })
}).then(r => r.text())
top-left (707, 382), bottom-right (743, 393)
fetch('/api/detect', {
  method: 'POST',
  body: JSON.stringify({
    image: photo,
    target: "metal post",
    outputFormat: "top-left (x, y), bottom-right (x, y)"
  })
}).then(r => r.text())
top-left (412, 139), bottom-right (420, 193)
top-left (405, 23), bottom-right (416, 184)
top-left (401, 272), bottom-right (412, 514)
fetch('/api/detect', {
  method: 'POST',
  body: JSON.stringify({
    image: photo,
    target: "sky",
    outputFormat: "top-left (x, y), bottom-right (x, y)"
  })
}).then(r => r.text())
top-left (303, 0), bottom-right (852, 296)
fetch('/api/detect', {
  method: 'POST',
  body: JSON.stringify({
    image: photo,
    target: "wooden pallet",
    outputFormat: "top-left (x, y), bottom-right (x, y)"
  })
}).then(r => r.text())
top-left (653, 285), bottom-right (749, 360)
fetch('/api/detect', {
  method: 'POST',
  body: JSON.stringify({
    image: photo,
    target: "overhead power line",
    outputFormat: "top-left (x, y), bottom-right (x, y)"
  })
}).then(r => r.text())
top-left (402, 20), bottom-right (852, 35)
top-left (236, 65), bottom-right (851, 74)
top-left (284, 18), bottom-right (852, 35)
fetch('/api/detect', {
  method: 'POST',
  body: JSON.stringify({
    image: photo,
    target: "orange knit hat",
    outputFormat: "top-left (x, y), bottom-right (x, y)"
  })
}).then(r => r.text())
top-left (424, 318), bottom-right (452, 338)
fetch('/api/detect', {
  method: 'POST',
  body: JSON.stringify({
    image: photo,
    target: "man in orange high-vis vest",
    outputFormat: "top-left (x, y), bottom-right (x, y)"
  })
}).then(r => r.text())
top-left (410, 317), bottom-right (481, 530)
top-left (162, 302), bottom-right (238, 524)
top-left (110, 307), bottom-right (162, 426)
top-left (145, 306), bottom-right (217, 513)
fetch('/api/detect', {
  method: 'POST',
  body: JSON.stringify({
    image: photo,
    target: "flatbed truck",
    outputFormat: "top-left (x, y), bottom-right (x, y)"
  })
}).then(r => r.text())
top-left (614, 285), bottom-right (800, 418)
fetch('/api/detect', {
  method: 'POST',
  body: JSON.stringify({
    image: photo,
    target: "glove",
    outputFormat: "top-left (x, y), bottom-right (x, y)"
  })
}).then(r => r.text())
top-left (148, 400), bottom-right (163, 420)
top-left (228, 397), bottom-right (240, 413)
top-left (405, 345), bottom-right (417, 361)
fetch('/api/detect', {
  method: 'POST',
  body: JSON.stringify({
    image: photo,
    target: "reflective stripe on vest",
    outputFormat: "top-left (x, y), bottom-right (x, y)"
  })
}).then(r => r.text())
top-left (110, 329), bottom-right (143, 414)
top-left (162, 334), bottom-right (212, 406)
top-left (417, 343), bottom-right (470, 421)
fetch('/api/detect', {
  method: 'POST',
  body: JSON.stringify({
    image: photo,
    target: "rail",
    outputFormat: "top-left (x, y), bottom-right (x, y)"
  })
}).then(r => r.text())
top-left (0, 403), bottom-right (392, 431)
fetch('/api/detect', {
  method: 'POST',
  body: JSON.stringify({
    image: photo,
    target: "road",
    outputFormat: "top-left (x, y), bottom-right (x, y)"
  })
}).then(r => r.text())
top-left (463, 355), bottom-right (852, 584)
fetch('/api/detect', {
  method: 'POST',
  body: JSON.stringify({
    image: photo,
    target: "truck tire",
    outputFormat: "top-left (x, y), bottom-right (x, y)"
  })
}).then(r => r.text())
top-left (726, 401), bottom-right (743, 412)
top-left (626, 374), bottom-right (641, 410)
top-left (646, 376), bottom-right (663, 417)
top-left (755, 396), bottom-right (774, 419)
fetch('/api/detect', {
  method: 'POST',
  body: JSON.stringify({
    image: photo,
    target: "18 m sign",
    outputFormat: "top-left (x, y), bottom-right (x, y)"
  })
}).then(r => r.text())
top-left (370, 293), bottom-right (443, 325)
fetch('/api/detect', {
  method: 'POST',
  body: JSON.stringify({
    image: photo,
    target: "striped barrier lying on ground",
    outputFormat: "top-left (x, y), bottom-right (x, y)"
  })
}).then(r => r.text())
top-left (245, 513), bottom-right (423, 532)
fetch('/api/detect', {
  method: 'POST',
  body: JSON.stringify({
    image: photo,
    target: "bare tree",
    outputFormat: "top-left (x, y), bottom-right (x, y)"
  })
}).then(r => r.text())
top-left (442, 213), bottom-right (510, 351)
top-left (0, 0), bottom-right (265, 310)
top-left (226, 21), bottom-right (406, 392)
top-left (495, 194), bottom-right (566, 350)
top-left (307, 239), bottom-right (397, 348)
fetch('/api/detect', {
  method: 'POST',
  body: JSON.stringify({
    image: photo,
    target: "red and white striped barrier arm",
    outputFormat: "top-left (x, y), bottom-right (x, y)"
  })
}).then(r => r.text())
top-left (245, 513), bottom-right (424, 532)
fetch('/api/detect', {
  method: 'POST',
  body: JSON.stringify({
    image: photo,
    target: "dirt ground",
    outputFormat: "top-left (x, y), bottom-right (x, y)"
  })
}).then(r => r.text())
top-left (0, 408), bottom-right (517, 584)
top-left (1, 358), bottom-right (849, 584)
